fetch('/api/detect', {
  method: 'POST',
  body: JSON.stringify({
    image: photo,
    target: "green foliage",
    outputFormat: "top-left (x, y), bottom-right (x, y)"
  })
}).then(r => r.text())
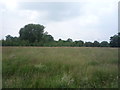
top-left (43, 34), bottom-right (54, 43)
top-left (19, 24), bottom-right (44, 43)
top-left (84, 42), bottom-right (93, 47)
top-left (1, 23), bottom-right (119, 47)
top-left (100, 41), bottom-right (109, 47)
top-left (110, 32), bottom-right (120, 47)
top-left (93, 41), bottom-right (100, 47)
top-left (66, 38), bottom-right (73, 42)
top-left (73, 40), bottom-right (84, 47)
top-left (6, 35), bottom-right (13, 41)
top-left (0, 40), bottom-right (2, 46)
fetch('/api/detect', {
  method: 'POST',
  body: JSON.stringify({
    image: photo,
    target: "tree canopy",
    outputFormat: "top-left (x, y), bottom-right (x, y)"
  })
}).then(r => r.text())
top-left (109, 33), bottom-right (120, 47)
top-left (100, 41), bottom-right (109, 47)
top-left (19, 24), bottom-right (45, 43)
top-left (1, 23), bottom-right (119, 47)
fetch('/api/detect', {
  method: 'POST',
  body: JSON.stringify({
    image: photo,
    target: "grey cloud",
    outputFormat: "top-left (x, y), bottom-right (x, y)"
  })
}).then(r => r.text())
top-left (19, 2), bottom-right (83, 21)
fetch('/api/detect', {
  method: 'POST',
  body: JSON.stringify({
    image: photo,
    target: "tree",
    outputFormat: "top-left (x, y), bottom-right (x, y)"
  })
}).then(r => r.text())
top-left (84, 42), bottom-right (93, 47)
top-left (93, 41), bottom-right (100, 47)
top-left (74, 40), bottom-right (84, 47)
top-left (44, 31), bottom-right (48, 35)
top-left (58, 39), bottom-right (62, 41)
top-left (110, 32), bottom-right (120, 47)
top-left (19, 24), bottom-right (45, 43)
top-left (67, 38), bottom-right (73, 42)
top-left (6, 35), bottom-right (13, 41)
top-left (100, 41), bottom-right (109, 47)
top-left (43, 34), bottom-right (54, 43)
top-left (79, 40), bottom-right (84, 46)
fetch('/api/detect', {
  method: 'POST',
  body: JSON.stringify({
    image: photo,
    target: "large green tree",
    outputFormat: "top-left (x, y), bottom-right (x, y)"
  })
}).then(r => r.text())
top-left (67, 38), bottom-right (73, 42)
top-left (19, 24), bottom-right (45, 43)
top-left (93, 41), bottom-right (100, 47)
top-left (100, 41), bottom-right (109, 47)
top-left (84, 42), bottom-right (93, 47)
top-left (110, 32), bottom-right (120, 47)
top-left (74, 40), bottom-right (84, 47)
top-left (6, 35), bottom-right (13, 41)
top-left (43, 35), bottom-right (54, 43)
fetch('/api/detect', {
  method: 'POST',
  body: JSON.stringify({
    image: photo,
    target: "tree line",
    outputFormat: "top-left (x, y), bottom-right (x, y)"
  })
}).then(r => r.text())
top-left (1, 24), bottom-right (120, 47)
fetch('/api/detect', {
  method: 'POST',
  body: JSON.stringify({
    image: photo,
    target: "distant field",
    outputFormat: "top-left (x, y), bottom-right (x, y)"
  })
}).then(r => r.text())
top-left (2, 47), bottom-right (118, 88)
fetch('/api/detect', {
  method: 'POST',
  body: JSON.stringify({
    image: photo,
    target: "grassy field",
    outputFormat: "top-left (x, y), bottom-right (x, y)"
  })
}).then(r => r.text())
top-left (2, 47), bottom-right (118, 88)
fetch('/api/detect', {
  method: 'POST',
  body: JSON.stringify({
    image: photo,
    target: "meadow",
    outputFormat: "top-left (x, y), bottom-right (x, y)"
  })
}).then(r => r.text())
top-left (2, 47), bottom-right (118, 88)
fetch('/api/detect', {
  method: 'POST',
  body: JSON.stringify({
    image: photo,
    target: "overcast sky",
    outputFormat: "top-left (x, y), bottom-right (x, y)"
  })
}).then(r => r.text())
top-left (0, 0), bottom-right (119, 42)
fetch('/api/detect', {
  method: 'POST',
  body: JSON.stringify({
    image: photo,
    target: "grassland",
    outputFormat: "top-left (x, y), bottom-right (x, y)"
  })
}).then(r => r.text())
top-left (2, 47), bottom-right (118, 88)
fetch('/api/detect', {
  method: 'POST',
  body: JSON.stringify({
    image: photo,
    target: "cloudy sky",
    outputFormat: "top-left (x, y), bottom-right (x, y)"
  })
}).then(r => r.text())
top-left (0, 0), bottom-right (119, 42)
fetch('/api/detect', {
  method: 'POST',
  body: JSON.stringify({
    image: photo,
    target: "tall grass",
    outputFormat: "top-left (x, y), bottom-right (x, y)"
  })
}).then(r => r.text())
top-left (2, 47), bottom-right (118, 88)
